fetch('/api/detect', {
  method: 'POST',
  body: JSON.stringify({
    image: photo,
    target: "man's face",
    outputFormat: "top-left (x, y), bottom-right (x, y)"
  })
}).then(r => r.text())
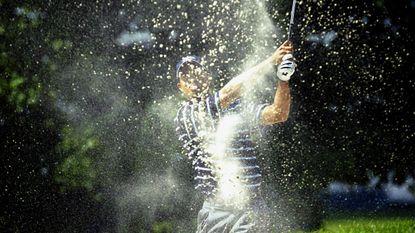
top-left (177, 62), bottom-right (213, 98)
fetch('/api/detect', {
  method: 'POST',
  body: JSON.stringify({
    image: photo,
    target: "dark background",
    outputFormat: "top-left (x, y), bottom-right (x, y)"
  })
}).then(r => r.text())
top-left (1, 0), bottom-right (414, 232)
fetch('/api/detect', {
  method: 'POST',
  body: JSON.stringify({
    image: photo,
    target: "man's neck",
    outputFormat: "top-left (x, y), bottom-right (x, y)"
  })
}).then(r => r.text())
top-left (189, 92), bottom-right (210, 103)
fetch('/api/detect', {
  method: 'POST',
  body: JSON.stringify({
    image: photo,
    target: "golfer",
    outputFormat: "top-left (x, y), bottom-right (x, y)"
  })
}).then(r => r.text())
top-left (174, 40), bottom-right (295, 232)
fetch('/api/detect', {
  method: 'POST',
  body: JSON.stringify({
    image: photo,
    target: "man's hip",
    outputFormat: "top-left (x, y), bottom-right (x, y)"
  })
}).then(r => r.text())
top-left (196, 198), bottom-right (271, 233)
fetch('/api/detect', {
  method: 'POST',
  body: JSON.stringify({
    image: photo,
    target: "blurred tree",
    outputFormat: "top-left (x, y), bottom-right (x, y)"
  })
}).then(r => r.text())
top-left (55, 126), bottom-right (98, 192)
top-left (0, 1), bottom-right (110, 232)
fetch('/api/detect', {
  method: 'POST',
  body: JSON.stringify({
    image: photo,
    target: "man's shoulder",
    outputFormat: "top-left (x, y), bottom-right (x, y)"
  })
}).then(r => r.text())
top-left (174, 103), bottom-right (187, 123)
top-left (174, 100), bottom-right (195, 124)
top-left (226, 99), bottom-right (241, 110)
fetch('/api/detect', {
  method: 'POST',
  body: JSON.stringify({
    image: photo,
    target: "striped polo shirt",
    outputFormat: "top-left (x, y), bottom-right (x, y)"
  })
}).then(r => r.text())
top-left (174, 92), bottom-right (267, 198)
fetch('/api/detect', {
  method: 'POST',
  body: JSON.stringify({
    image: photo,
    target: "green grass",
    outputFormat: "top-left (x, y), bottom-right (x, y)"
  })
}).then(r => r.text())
top-left (306, 217), bottom-right (415, 233)
top-left (153, 211), bottom-right (415, 233)
top-left (152, 221), bottom-right (173, 233)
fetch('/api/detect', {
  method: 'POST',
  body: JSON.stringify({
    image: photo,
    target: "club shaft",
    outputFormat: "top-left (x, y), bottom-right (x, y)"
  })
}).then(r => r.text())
top-left (287, 0), bottom-right (297, 41)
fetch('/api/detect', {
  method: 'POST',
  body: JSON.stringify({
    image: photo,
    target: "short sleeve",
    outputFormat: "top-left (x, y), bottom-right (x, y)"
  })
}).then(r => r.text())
top-left (253, 103), bottom-right (269, 125)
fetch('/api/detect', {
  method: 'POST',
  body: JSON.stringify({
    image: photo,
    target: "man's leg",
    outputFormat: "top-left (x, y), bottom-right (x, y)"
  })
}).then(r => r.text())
top-left (196, 200), bottom-right (256, 233)
top-left (196, 201), bottom-right (210, 233)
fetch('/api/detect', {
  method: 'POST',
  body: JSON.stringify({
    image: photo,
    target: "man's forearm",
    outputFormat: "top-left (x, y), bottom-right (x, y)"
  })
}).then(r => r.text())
top-left (218, 56), bottom-right (275, 109)
top-left (272, 81), bottom-right (291, 121)
top-left (261, 80), bottom-right (291, 125)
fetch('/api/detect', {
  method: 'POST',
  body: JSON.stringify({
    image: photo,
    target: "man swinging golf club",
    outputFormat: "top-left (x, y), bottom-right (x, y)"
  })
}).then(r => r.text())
top-left (174, 40), bottom-right (296, 232)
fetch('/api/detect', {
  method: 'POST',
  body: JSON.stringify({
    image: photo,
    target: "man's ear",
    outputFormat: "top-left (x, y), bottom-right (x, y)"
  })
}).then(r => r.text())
top-left (177, 82), bottom-right (181, 89)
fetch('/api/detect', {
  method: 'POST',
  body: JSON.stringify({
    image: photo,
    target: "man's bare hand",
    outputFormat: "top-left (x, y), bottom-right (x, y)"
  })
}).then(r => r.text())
top-left (272, 40), bottom-right (294, 65)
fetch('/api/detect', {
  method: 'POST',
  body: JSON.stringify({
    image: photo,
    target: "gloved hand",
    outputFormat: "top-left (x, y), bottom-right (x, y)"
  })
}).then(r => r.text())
top-left (277, 54), bottom-right (296, 81)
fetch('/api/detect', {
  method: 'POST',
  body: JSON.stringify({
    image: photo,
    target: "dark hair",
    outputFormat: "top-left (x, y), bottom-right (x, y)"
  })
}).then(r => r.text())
top-left (177, 62), bottom-right (204, 81)
top-left (176, 55), bottom-right (202, 80)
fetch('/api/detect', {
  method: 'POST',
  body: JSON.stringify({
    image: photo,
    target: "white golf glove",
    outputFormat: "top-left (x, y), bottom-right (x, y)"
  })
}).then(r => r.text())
top-left (277, 54), bottom-right (296, 81)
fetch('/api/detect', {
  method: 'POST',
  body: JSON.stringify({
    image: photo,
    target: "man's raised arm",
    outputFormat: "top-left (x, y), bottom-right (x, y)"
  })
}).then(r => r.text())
top-left (260, 80), bottom-right (291, 125)
top-left (218, 41), bottom-right (293, 109)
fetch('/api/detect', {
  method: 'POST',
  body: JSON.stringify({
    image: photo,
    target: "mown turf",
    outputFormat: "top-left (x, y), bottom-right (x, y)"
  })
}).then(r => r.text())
top-left (306, 218), bottom-right (415, 233)
top-left (153, 211), bottom-right (415, 233)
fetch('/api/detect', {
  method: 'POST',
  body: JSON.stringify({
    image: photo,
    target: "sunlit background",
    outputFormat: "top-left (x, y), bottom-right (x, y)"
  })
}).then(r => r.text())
top-left (1, 0), bottom-right (414, 232)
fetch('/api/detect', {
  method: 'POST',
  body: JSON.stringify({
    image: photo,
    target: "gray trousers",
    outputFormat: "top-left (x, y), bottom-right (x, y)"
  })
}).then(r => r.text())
top-left (196, 198), bottom-right (272, 233)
